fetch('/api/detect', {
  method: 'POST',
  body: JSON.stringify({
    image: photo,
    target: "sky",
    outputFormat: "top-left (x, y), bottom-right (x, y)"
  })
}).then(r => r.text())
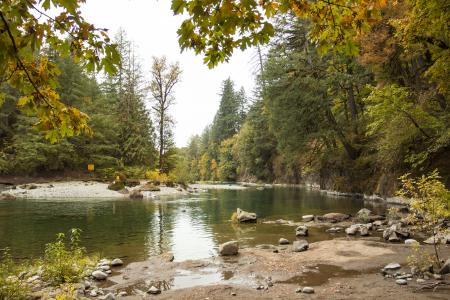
top-left (81, 0), bottom-right (257, 147)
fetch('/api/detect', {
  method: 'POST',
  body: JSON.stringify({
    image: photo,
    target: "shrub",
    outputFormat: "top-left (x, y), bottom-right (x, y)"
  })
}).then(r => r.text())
top-left (0, 249), bottom-right (28, 300)
top-left (41, 229), bottom-right (96, 284)
top-left (398, 170), bottom-right (450, 269)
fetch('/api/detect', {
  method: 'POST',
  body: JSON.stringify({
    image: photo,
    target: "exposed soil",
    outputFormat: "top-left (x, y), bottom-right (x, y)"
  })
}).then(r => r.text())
top-left (98, 239), bottom-right (450, 299)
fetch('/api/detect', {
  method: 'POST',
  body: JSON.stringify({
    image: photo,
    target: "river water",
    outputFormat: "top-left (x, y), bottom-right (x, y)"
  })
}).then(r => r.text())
top-left (0, 186), bottom-right (384, 262)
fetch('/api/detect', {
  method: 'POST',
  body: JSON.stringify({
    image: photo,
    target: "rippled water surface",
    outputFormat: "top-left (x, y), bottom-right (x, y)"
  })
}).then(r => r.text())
top-left (0, 186), bottom-right (385, 262)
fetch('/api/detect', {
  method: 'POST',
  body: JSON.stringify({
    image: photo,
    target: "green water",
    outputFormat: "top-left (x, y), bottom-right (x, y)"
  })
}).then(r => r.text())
top-left (0, 187), bottom-right (384, 262)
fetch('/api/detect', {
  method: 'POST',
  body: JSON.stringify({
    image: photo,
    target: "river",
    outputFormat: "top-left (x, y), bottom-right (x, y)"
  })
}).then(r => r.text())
top-left (0, 186), bottom-right (385, 262)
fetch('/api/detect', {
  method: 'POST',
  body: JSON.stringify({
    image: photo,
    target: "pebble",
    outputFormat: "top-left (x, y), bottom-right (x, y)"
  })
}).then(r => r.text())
top-left (383, 263), bottom-right (401, 271)
top-left (295, 287), bottom-right (302, 293)
top-left (396, 279), bottom-right (407, 285)
top-left (279, 238), bottom-right (289, 245)
top-left (256, 285), bottom-right (265, 290)
top-left (147, 286), bottom-right (161, 294)
top-left (231, 292), bottom-right (237, 296)
top-left (111, 258), bottom-right (124, 266)
top-left (302, 287), bottom-right (315, 294)
top-left (92, 270), bottom-right (108, 280)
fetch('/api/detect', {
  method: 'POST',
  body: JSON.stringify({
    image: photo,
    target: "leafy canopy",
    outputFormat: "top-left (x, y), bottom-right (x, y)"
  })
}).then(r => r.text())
top-left (0, 0), bottom-right (119, 142)
top-left (172, 0), bottom-right (387, 67)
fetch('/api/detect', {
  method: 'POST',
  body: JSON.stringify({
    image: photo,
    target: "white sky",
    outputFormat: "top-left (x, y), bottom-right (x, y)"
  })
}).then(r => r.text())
top-left (81, 0), bottom-right (257, 147)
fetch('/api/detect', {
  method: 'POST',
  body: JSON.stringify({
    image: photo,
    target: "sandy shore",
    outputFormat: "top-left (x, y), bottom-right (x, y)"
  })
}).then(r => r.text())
top-left (0, 181), bottom-right (189, 199)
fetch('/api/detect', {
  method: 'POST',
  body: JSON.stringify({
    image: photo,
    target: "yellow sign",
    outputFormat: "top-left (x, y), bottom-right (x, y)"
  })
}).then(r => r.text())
top-left (87, 164), bottom-right (95, 171)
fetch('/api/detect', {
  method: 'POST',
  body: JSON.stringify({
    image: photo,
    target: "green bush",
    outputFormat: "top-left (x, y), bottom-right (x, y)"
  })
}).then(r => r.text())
top-left (0, 249), bottom-right (28, 299)
top-left (41, 229), bottom-right (95, 284)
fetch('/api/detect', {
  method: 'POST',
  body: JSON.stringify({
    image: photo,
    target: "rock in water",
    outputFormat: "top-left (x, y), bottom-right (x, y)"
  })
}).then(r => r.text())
top-left (356, 208), bottom-right (372, 220)
top-left (302, 215), bottom-right (314, 222)
top-left (236, 208), bottom-right (257, 223)
top-left (295, 225), bottom-right (308, 236)
top-left (129, 190), bottom-right (143, 199)
top-left (292, 240), bottom-right (309, 252)
top-left (321, 212), bottom-right (350, 222)
top-left (92, 270), bottom-right (108, 280)
top-left (302, 287), bottom-right (315, 294)
top-left (279, 238), bottom-right (289, 245)
top-left (147, 286), bottom-right (161, 294)
top-left (111, 258), bottom-right (124, 266)
top-left (219, 241), bottom-right (239, 256)
top-left (439, 258), bottom-right (450, 274)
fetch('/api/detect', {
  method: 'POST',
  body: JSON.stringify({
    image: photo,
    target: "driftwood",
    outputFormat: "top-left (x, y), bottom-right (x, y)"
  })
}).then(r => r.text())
top-left (414, 280), bottom-right (450, 292)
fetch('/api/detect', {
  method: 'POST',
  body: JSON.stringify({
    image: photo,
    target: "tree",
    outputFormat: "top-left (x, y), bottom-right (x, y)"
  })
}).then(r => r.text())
top-left (172, 0), bottom-right (388, 67)
top-left (0, 0), bottom-right (119, 140)
top-left (149, 56), bottom-right (182, 173)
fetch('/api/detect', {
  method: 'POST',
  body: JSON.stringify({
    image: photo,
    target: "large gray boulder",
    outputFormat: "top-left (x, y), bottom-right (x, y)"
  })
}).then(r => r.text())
top-left (236, 208), bottom-right (257, 223)
top-left (219, 241), bottom-right (239, 256)
top-left (356, 208), bottom-right (372, 220)
top-left (295, 225), bottom-right (308, 236)
top-left (91, 270), bottom-right (108, 280)
top-left (383, 223), bottom-right (409, 242)
top-left (292, 240), bottom-right (309, 252)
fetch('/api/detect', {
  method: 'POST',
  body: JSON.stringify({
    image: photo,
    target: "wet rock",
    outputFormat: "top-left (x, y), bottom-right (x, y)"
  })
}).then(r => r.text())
top-left (219, 240), bottom-right (239, 256)
top-left (321, 212), bottom-right (350, 222)
top-left (236, 208), bottom-right (257, 223)
top-left (279, 238), bottom-right (289, 245)
top-left (439, 258), bottom-right (450, 274)
top-left (302, 215), bottom-right (314, 222)
top-left (292, 240), bottom-right (309, 252)
top-left (147, 286), bottom-right (161, 294)
top-left (92, 270), bottom-right (108, 280)
top-left (111, 258), bottom-right (124, 266)
top-left (302, 287), bottom-right (315, 294)
top-left (395, 279), bottom-right (407, 285)
top-left (326, 227), bottom-right (342, 233)
top-left (129, 190), bottom-right (143, 199)
top-left (383, 263), bottom-right (401, 271)
top-left (404, 239), bottom-right (419, 245)
top-left (295, 225), bottom-right (308, 236)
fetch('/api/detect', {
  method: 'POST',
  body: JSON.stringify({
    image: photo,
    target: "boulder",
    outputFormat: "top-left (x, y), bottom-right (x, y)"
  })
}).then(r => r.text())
top-left (383, 263), bottom-right (401, 271)
top-left (111, 258), bottom-right (124, 266)
top-left (439, 258), bottom-right (450, 274)
top-left (388, 232), bottom-right (401, 242)
top-left (279, 238), bottom-right (289, 245)
top-left (219, 241), bottom-right (239, 256)
top-left (295, 225), bottom-right (308, 236)
top-left (236, 208), bottom-right (257, 223)
top-left (359, 226), bottom-right (370, 236)
top-left (129, 190), bottom-right (143, 199)
top-left (383, 223), bottom-right (409, 242)
top-left (302, 215), bottom-right (314, 222)
top-left (92, 270), bottom-right (108, 280)
top-left (321, 212), bottom-right (350, 222)
top-left (356, 208), bottom-right (372, 220)
top-left (404, 239), bottom-right (419, 245)
top-left (345, 225), bottom-right (358, 235)
top-left (140, 183), bottom-right (161, 192)
top-left (292, 240), bottom-right (309, 252)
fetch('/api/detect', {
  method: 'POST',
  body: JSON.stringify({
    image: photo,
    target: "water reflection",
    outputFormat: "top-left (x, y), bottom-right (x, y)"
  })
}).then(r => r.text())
top-left (0, 187), bottom-right (384, 262)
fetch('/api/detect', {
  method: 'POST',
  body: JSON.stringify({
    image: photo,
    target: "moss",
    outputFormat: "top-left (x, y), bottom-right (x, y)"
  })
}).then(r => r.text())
top-left (107, 181), bottom-right (125, 191)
